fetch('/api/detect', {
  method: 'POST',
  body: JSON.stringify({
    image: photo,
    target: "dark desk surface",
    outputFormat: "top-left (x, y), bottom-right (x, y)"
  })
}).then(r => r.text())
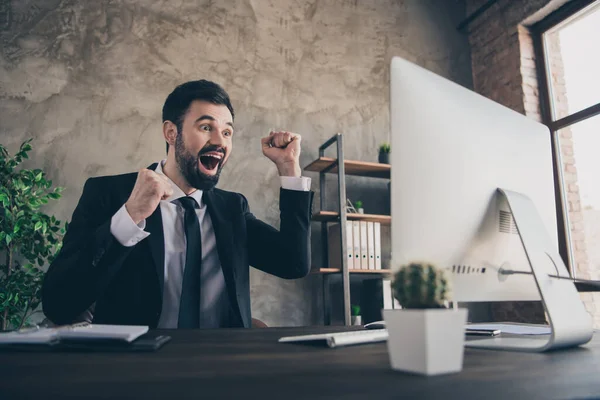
top-left (1, 326), bottom-right (600, 400)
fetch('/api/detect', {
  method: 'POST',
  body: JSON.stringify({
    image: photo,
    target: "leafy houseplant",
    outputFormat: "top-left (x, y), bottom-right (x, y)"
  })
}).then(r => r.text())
top-left (378, 143), bottom-right (390, 164)
top-left (354, 200), bottom-right (364, 214)
top-left (383, 262), bottom-right (468, 375)
top-left (0, 140), bottom-right (66, 331)
top-left (351, 305), bottom-right (362, 326)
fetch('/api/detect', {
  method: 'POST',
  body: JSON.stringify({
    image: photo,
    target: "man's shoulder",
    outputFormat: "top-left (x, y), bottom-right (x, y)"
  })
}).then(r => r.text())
top-left (85, 171), bottom-right (138, 188)
top-left (210, 187), bottom-right (245, 202)
top-left (84, 164), bottom-right (157, 189)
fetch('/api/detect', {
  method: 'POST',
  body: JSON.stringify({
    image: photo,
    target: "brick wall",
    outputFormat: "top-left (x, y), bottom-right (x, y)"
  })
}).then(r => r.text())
top-left (465, 0), bottom-right (599, 326)
top-left (544, 28), bottom-right (591, 281)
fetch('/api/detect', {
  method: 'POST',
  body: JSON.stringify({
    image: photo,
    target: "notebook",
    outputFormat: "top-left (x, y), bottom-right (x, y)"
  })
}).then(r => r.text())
top-left (0, 323), bottom-right (149, 346)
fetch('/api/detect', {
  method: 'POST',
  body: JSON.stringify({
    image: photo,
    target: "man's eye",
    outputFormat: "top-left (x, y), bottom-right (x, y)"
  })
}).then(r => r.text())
top-left (224, 130), bottom-right (233, 137)
top-left (200, 124), bottom-right (211, 131)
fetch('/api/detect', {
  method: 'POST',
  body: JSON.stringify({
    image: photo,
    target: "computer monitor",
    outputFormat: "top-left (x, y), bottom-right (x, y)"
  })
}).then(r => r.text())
top-left (389, 56), bottom-right (592, 351)
top-left (390, 56), bottom-right (555, 301)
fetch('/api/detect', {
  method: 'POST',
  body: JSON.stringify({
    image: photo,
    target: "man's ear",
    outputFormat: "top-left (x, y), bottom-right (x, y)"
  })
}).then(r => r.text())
top-left (163, 121), bottom-right (178, 148)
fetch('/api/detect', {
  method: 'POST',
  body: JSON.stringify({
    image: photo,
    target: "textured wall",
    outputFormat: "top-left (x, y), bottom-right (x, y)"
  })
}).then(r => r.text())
top-left (0, 0), bottom-right (472, 326)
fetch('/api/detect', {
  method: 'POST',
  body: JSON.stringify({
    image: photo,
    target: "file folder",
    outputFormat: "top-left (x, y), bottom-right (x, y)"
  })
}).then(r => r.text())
top-left (367, 221), bottom-right (375, 270)
top-left (360, 221), bottom-right (369, 270)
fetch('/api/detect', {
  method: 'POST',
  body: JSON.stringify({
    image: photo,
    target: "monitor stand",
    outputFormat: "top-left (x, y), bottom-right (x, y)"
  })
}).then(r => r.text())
top-left (465, 188), bottom-right (594, 352)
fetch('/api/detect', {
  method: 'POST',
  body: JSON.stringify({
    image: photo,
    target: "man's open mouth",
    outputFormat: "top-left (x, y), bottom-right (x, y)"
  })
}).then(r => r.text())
top-left (199, 151), bottom-right (224, 174)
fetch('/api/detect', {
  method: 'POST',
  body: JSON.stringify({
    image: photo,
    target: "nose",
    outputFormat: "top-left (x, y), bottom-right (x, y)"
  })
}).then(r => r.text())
top-left (209, 129), bottom-right (226, 147)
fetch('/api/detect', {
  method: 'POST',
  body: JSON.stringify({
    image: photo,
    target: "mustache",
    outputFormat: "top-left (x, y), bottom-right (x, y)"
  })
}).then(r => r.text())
top-left (198, 145), bottom-right (226, 157)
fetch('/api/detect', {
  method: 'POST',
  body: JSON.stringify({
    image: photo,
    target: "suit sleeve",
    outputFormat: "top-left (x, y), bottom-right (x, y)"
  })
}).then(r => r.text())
top-left (42, 178), bottom-right (137, 324)
top-left (245, 188), bottom-right (314, 279)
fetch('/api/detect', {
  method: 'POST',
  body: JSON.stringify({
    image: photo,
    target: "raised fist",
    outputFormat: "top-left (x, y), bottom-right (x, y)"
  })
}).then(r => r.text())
top-left (125, 169), bottom-right (174, 224)
top-left (261, 131), bottom-right (302, 177)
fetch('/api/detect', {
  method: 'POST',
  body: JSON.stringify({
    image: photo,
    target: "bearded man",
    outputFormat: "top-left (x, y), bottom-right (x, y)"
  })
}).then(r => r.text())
top-left (42, 80), bottom-right (313, 329)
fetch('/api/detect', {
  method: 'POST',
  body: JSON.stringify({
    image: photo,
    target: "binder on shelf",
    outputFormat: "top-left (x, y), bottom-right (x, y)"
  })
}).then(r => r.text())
top-left (352, 221), bottom-right (361, 268)
top-left (382, 279), bottom-right (394, 310)
top-left (359, 221), bottom-right (369, 270)
top-left (327, 222), bottom-right (354, 269)
top-left (382, 279), bottom-right (402, 310)
top-left (367, 221), bottom-right (375, 270)
top-left (374, 222), bottom-right (382, 270)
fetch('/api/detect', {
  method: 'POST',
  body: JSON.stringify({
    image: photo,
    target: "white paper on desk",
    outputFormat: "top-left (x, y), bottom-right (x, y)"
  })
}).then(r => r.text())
top-left (466, 323), bottom-right (551, 335)
top-left (0, 328), bottom-right (58, 344)
top-left (57, 324), bottom-right (149, 342)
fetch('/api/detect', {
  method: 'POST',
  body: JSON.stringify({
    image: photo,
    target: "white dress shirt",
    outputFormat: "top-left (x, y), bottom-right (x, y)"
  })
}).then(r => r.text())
top-left (110, 160), bottom-right (311, 328)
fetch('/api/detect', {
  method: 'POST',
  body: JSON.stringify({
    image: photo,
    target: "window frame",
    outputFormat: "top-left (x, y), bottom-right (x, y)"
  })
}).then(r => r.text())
top-left (531, 0), bottom-right (600, 276)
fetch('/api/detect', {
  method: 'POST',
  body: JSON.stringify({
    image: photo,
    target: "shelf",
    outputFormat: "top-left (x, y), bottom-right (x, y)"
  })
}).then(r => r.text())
top-left (312, 135), bottom-right (392, 326)
top-left (312, 268), bottom-right (392, 274)
top-left (312, 211), bottom-right (391, 225)
top-left (304, 157), bottom-right (390, 179)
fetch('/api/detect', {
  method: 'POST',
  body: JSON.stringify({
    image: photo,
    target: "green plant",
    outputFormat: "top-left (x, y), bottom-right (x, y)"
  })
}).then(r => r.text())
top-left (351, 305), bottom-right (361, 316)
top-left (390, 262), bottom-right (451, 309)
top-left (379, 143), bottom-right (391, 154)
top-left (354, 200), bottom-right (363, 209)
top-left (0, 139), bottom-right (66, 331)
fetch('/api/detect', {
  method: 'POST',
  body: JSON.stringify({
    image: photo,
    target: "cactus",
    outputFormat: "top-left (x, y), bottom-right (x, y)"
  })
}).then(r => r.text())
top-left (379, 143), bottom-right (391, 153)
top-left (391, 262), bottom-right (451, 309)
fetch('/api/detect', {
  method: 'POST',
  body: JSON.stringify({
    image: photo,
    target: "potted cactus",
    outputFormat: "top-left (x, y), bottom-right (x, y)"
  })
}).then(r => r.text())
top-left (353, 200), bottom-right (364, 214)
top-left (378, 143), bottom-right (390, 164)
top-left (351, 305), bottom-right (362, 326)
top-left (383, 262), bottom-right (468, 376)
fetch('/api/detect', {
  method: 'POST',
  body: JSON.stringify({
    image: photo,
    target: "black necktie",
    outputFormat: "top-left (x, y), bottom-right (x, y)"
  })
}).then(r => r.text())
top-left (177, 196), bottom-right (202, 328)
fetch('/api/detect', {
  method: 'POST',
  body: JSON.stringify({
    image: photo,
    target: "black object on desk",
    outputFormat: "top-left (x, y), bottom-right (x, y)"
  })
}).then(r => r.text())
top-left (465, 328), bottom-right (501, 336)
top-left (59, 333), bottom-right (172, 352)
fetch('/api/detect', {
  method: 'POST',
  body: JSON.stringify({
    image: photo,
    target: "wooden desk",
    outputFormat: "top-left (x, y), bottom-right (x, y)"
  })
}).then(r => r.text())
top-left (1, 327), bottom-right (600, 399)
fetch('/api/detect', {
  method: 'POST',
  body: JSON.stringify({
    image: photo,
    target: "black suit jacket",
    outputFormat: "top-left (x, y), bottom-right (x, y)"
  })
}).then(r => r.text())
top-left (42, 164), bottom-right (314, 328)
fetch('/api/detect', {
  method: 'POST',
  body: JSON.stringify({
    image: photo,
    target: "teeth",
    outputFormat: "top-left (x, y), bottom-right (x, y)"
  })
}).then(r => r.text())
top-left (202, 153), bottom-right (223, 160)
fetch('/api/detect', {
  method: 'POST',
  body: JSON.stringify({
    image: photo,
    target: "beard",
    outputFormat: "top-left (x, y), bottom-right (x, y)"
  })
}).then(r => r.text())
top-left (174, 134), bottom-right (226, 191)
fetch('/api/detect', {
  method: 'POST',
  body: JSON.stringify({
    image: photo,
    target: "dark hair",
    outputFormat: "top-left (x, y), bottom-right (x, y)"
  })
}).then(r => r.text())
top-left (162, 80), bottom-right (235, 153)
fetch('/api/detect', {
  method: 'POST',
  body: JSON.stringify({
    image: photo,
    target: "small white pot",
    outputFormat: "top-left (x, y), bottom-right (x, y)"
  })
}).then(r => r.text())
top-left (357, 208), bottom-right (364, 214)
top-left (383, 308), bottom-right (468, 376)
top-left (351, 315), bottom-right (362, 326)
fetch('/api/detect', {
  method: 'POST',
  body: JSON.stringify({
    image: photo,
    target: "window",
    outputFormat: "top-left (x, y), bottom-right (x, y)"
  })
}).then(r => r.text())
top-left (534, 0), bottom-right (600, 286)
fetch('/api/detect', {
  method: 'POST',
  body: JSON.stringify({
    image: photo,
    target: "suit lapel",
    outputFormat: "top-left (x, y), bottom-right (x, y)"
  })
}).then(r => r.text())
top-left (203, 190), bottom-right (241, 316)
top-left (143, 163), bottom-right (165, 296)
top-left (145, 207), bottom-right (165, 295)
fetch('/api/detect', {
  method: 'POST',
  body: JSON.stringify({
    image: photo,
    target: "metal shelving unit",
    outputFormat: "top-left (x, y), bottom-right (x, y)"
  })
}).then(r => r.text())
top-left (304, 133), bottom-right (391, 325)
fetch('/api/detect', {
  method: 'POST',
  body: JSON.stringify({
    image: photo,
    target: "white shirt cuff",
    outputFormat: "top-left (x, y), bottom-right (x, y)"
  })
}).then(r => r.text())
top-left (110, 204), bottom-right (150, 247)
top-left (280, 176), bottom-right (311, 191)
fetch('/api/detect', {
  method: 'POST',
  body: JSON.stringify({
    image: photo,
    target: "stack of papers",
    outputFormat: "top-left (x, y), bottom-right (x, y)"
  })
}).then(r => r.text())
top-left (0, 323), bottom-right (149, 346)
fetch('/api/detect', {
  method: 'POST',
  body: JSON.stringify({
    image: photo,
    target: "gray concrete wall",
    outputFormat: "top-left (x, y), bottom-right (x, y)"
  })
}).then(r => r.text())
top-left (0, 0), bottom-right (472, 326)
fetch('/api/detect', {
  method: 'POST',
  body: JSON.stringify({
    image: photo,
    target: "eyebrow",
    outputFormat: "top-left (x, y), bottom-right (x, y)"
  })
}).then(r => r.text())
top-left (194, 115), bottom-right (234, 129)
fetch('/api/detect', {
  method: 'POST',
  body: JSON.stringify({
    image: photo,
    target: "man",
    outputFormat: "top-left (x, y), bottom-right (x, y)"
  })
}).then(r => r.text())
top-left (42, 80), bottom-right (313, 329)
